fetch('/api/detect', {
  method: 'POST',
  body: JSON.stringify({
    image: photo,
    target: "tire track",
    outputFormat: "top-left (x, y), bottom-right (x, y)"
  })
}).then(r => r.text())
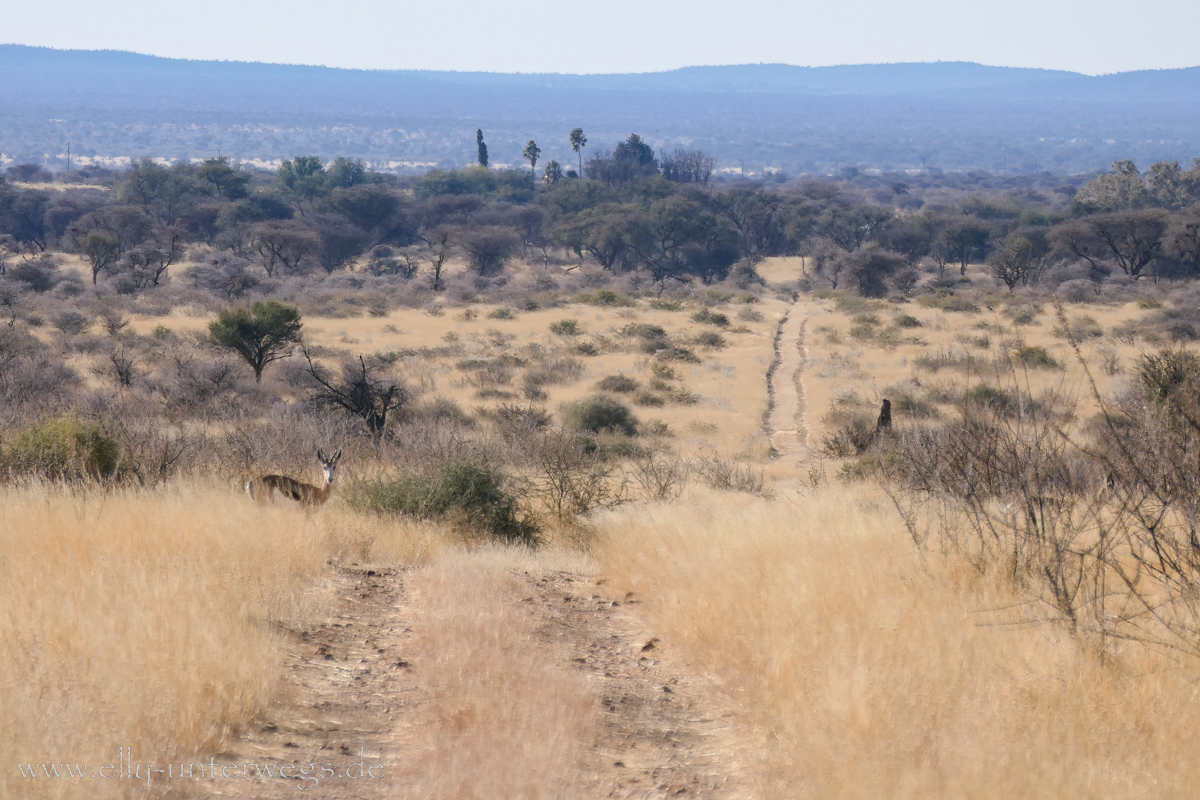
top-left (766, 300), bottom-right (809, 462)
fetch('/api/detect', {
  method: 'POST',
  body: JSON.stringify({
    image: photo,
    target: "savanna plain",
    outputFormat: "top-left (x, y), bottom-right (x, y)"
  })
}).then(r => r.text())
top-left (6, 157), bottom-right (1200, 799)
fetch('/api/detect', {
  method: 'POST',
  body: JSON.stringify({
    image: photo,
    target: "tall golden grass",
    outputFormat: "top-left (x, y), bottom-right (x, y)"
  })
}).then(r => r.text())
top-left (401, 548), bottom-right (595, 799)
top-left (593, 486), bottom-right (1200, 798)
top-left (0, 483), bottom-right (448, 800)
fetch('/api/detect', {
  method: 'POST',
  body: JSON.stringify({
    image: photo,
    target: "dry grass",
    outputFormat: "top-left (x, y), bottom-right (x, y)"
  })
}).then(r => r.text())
top-left (592, 485), bottom-right (1200, 798)
top-left (804, 291), bottom-right (1158, 447)
top-left (0, 482), bottom-right (446, 800)
top-left (115, 293), bottom-right (786, 460)
top-left (401, 547), bottom-right (595, 799)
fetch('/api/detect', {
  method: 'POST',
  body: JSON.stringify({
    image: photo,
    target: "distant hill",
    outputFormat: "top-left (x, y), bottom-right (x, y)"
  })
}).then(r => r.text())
top-left (1, 45), bottom-right (1198, 175)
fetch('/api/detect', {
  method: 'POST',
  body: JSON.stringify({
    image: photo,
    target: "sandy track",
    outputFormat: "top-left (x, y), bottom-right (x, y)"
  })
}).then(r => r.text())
top-left (529, 570), bottom-right (762, 799)
top-left (767, 301), bottom-right (809, 462)
top-left (173, 564), bottom-right (761, 799)
top-left (164, 566), bottom-right (418, 799)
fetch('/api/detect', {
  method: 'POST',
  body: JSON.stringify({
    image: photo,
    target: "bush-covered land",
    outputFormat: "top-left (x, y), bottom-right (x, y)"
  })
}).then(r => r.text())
top-left (11, 140), bottom-right (1200, 798)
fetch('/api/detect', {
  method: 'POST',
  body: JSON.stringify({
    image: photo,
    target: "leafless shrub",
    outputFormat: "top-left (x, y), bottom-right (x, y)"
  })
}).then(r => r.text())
top-left (100, 310), bottom-right (130, 336)
top-left (879, 303), bottom-right (1200, 657)
top-left (692, 453), bottom-right (771, 496)
top-left (0, 328), bottom-right (78, 423)
top-left (106, 347), bottom-right (138, 387)
top-left (303, 347), bottom-right (413, 442)
top-left (630, 449), bottom-right (691, 501)
top-left (820, 412), bottom-right (878, 457)
top-left (459, 358), bottom-right (513, 388)
top-left (52, 309), bottom-right (89, 336)
top-left (102, 400), bottom-right (203, 484)
top-left (525, 428), bottom-right (629, 522)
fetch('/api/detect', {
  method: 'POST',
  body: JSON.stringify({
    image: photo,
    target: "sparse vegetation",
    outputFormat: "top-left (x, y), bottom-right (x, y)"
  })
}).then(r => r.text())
top-left (347, 460), bottom-right (539, 544)
top-left (560, 393), bottom-right (639, 436)
top-left (9, 133), bottom-right (1200, 800)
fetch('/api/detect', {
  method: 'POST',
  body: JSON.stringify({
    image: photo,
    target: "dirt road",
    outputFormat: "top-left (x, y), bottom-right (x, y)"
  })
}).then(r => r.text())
top-left (767, 300), bottom-right (809, 463)
top-left (172, 563), bottom-right (763, 799)
top-left (164, 303), bottom-right (819, 799)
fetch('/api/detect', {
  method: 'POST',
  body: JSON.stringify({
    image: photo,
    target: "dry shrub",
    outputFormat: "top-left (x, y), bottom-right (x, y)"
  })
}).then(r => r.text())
top-left (525, 428), bottom-right (629, 521)
top-left (403, 551), bottom-right (593, 798)
top-left (593, 488), bottom-right (1200, 798)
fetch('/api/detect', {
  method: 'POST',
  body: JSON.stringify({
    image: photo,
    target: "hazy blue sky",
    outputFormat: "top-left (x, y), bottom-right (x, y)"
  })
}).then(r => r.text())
top-left (4, 0), bottom-right (1195, 74)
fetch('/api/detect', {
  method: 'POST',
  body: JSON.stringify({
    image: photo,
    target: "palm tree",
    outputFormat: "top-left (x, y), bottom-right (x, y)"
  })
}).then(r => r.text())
top-left (569, 128), bottom-right (587, 177)
top-left (523, 140), bottom-right (541, 184)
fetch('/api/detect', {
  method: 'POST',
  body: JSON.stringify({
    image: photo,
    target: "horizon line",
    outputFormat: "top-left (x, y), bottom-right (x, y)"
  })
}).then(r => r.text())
top-left (4, 42), bottom-right (1199, 79)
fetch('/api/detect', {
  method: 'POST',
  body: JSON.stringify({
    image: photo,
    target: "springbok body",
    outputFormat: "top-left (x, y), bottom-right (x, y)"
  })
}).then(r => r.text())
top-left (246, 449), bottom-right (341, 509)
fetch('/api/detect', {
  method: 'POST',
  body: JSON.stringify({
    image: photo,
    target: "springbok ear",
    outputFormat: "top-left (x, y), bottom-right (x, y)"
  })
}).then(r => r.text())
top-left (333, 449), bottom-right (342, 462)
top-left (317, 449), bottom-right (325, 462)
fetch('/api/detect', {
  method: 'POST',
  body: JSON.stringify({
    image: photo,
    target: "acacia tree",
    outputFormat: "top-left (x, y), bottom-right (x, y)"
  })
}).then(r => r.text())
top-left (79, 230), bottom-right (120, 284)
top-left (569, 128), bottom-right (587, 177)
top-left (275, 155), bottom-right (327, 215)
top-left (247, 220), bottom-right (321, 277)
top-left (1052, 210), bottom-right (1168, 279)
top-left (208, 301), bottom-right (303, 382)
top-left (458, 225), bottom-right (521, 276)
top-left (195, 156), bottom-right (249, 199)
top-left (941, 219), bottom-right (991, 275)
top-left (543, 160), bottom-right (563, 185)
top-left (117, 226), bottom-right (185, 288)
top-left (988, 236), bottom-right (1035, 290)
top-left (523, 140), bottom-right (541, 184)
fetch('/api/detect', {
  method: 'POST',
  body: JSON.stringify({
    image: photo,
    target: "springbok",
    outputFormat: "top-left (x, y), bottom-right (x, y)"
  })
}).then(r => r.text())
top-left (245, 449), bottom-right (342, 509)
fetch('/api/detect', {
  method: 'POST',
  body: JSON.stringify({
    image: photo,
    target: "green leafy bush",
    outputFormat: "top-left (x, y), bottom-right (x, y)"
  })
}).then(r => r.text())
top-left (596, 375), bottom-right (639, 393)
top-left (347, 460), bottom-right (538, 544)
top-left (4, 414), bottom-right (124, 482)
top-left (633, 391), bottom-right (666, 407)
top-left (573, 289), bottom-right (634, 307)
top-left (692, 308), bottom-right (730, 327)
top-left (1013, 345), bottom-right (1061, 369)
top-left (649, 299), bottom-right (682, 311)
top-left (963, 383), bottom-right (1017, 413)
top-left (549, 319), bottom-right (580, 336)
top-left (561, 393), bottom-right (639, 436)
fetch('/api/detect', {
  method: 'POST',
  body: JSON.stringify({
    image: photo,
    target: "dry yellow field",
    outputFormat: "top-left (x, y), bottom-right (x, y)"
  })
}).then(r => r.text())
top-left (7, 258), bottom-right (1200, 798)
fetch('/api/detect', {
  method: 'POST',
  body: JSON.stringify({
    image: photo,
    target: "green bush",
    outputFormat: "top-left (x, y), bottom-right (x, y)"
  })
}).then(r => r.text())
top-left (1139, 348), bottom-right (1200, 402)
top-left (1013, 345), bottom-right (1061, 369)
top-left (4, 414), bottom-right (124, 482)
top-left (633, 391), bottom-right (666, 407)
top-left (620, 323), bottom-right (668, 340)
top-left (347, 460), bottom-right (538, 544)
top-left (649, 299), bottom-right (682, 311)
top-left (692, 308), bottom-right (730, 327)
top-left (963, 383), bottom-right (1016, 413)
top-left (916, 291), bottom-right (980, 313)
top-left (896, 314), bottom-right (922, 328)
top-left (574, 289), bottom-right (634, 307)
top-left (561, 393), bottom-right (639, 436)
top-left (549, 319), bottom-right (580, 336)
top-left (656, 345), bottom-right (700, 363)
top-left (596, 375), bottom-right (639, 393)
top-left (849, 324), bottom-right (876, 341)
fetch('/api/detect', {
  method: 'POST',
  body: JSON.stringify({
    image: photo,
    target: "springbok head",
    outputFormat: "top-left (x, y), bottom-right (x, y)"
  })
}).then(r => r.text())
top-left (317, 448), bottom-right (343, 484)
